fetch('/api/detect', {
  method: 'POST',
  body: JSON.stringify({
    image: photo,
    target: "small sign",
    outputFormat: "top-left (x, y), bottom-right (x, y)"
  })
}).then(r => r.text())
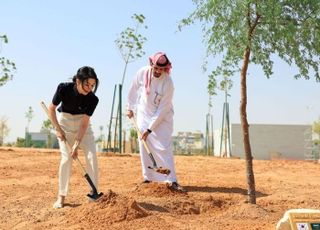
top-left (289, 212), bottom-right (320, 230)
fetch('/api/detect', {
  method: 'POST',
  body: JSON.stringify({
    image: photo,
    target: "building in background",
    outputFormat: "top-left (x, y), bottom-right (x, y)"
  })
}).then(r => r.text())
top-left (214, 124), bottom-right (312, 160)
top-left (29, 131), bottom-right (58, 148)
top-left (173, 131), bottom-right (204, 154)
top-left (99, 124), bottom-right (316, 160)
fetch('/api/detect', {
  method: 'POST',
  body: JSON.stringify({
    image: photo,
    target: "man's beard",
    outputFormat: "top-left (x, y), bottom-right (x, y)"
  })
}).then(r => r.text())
top-left (153, 72), bottom-right (164, 78)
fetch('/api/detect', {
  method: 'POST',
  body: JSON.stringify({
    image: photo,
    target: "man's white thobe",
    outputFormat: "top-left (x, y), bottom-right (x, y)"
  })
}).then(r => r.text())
top-left (127, 66), bottom-right (177, 182)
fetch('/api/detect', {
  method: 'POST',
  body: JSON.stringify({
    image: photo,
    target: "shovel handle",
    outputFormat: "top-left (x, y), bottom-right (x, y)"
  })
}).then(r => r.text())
top-left (131, 117), bottom-right (152, 154)
top-left (131, 118), bottom-right (158, 167)
top-left (65, 141), bottom-right (87, 175)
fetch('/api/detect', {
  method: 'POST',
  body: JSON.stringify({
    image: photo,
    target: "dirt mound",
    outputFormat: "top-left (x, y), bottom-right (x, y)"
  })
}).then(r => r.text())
top-left (134, 182), bottom-right (188, 197)
top-left (66, 190), bottom-right (148, 227)
top-left (199, 195), bottom-right (229, 213)
top-left (163, 200), bottom-right (200, 215)
top-left (154, 195), bottom-right (230, 215)
top-left (223, 203), bottom-right (270, 220)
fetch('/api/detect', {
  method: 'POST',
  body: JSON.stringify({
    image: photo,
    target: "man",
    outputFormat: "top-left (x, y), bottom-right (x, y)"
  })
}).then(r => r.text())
top-left (126, 51), bottom-right (185, 192)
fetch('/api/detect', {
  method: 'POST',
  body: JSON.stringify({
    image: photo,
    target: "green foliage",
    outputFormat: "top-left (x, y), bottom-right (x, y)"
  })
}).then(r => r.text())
top-left (115, 14), bottom-right (147, 62)
top-left (0, 35), bottom-right (16, 86)
top-left (179, 0), bottom-right (320, 94)
top-left (130, 128), bottom-right (138, 139)
top-left (313, 120), bottom-right (320, 138)
top-left (41, 119), bottom-right (53, 132)
top-left (179, 0), bottom-right (320, 205)
top-left (129, 128), bottom-right (139, 153)
top-left (41, 119), bottom-right (54, 148)
top-left (31, 140), bottom-right (46, 148)
top-left (16, 137), bottom-right (25, 147)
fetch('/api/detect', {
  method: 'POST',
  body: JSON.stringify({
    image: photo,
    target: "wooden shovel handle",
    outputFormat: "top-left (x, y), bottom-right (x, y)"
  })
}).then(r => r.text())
top-left (131, 117), bottom-right (152, 154)
top-left (40, 101), bottom-right (86, 175)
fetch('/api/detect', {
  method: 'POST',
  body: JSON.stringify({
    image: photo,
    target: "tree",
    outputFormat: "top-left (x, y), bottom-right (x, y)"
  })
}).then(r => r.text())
top-left (0, 116), bottom-right (10, 146)
top-left (313, 120), bottom-right (320, 146)
top-left (219, 75), bottom-right (233, 157)
top-left (180, 0), bottom-right (320, 204)
top-left (25, 106), bottom-right (34, 131)
top-left (115, 13), bottom-right (148, 86)
top-left (111, 14), bottom-right (148, 153)
top-left (41, 119), bottom-right (54, 148)
top-left (15, 137), bottom-right (25, 147)
top-left (25, 106), bottom-right (34, 147)
top-left (0, 35), bottom-right (16, 86)
top-left (129, 128), bottom-right (138, 153)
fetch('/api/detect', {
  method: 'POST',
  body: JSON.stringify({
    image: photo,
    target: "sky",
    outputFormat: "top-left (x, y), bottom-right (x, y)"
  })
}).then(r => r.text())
top-left (0, 0), bottom-right (319, 143)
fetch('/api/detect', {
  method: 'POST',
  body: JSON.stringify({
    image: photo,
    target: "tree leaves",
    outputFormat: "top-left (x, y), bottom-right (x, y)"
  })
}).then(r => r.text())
top-left (114, 14), bottom-right (148, 85)
top-left (115, 17), bottom-right (146, 61)
top-left (180, 0), bottom-right (320, 90)
top-left (179, 0), bottom-right (320, 205)
top-left (0, 35), bottom-right (16, 87)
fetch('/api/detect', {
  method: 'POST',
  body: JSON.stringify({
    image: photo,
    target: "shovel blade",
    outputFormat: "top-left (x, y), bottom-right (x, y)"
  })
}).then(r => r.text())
top-left (87, 192), bottom-right (104, 201)
top-left (148, 166), bottom-right (171, 175)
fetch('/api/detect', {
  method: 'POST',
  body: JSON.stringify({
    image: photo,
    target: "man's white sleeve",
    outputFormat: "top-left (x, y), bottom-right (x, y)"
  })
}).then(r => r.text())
top-left (127, 73), bottom-right (139, 111)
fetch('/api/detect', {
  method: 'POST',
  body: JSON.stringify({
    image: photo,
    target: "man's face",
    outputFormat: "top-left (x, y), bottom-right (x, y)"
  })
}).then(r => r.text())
top-left (152, 66), bottom-right (166, 78)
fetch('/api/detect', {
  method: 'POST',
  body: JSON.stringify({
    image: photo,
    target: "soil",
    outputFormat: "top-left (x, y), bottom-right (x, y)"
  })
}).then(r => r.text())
top-left (1, 147), bottom-right (320, 230)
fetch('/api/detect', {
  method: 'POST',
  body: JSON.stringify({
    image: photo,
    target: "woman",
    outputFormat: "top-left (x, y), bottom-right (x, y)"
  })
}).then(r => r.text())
top-left (48, 66), bottom-right (100, 208)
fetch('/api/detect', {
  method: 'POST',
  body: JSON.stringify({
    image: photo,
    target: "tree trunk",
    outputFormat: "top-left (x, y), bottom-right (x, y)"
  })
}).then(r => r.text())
top-left (47, 133), bottom-right (52, 148)
top-left (130, 137), bottom-right (134, 153)
top-left (240, 47), bottom-right (256, 204)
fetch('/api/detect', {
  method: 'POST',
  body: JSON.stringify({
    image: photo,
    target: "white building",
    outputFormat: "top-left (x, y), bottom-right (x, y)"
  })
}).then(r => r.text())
top-left (214, 124), bottom-right (312, 160)
top-left (173, 131), bottom-right (204, 154)
top-left (29, 131), bottom-right (58, 148)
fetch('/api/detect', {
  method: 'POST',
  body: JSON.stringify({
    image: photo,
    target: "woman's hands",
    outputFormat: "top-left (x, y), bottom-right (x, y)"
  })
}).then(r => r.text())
top-left (55, 128), bottom-right (66, 142)
top-left (70, 115), bottom-right (89, 159)
top-left (48, 103), bottom-right (67, 142)
top-left (71, 140), bottom-right (80, 159)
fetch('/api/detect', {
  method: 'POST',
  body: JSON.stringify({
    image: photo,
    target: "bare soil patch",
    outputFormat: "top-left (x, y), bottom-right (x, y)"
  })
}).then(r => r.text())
top-left (1, 147), bottom-right (320, 229)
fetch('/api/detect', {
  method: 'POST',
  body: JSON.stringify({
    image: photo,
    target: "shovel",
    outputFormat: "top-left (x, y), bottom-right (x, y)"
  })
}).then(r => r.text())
top-left (40, 101), bottom-right (103, 201)
top-left (131, 117), bottom-right (171, 175)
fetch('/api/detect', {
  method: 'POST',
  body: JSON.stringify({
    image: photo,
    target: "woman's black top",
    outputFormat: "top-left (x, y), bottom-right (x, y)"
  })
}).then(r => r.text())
top-left (52, 82), bottom-right (99, 116)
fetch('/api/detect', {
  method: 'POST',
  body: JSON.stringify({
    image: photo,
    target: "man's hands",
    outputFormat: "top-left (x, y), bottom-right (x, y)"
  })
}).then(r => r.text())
top-left (141, 130), bottom-right (151, 141)
top-left (127, 109), bottom-right (152, 141)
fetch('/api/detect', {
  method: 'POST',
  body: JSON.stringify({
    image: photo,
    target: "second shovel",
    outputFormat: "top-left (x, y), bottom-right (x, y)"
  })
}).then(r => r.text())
top-left (131, 118), bottom-right (171, 175)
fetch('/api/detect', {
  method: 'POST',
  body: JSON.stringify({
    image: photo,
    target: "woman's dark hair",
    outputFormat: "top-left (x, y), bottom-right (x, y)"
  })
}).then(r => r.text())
top-left (73, 66), bottom-right (99, 93)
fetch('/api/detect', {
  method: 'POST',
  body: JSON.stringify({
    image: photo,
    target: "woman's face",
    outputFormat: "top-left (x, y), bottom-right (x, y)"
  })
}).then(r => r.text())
top-left (76, 78), bottom-right (96, 95)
